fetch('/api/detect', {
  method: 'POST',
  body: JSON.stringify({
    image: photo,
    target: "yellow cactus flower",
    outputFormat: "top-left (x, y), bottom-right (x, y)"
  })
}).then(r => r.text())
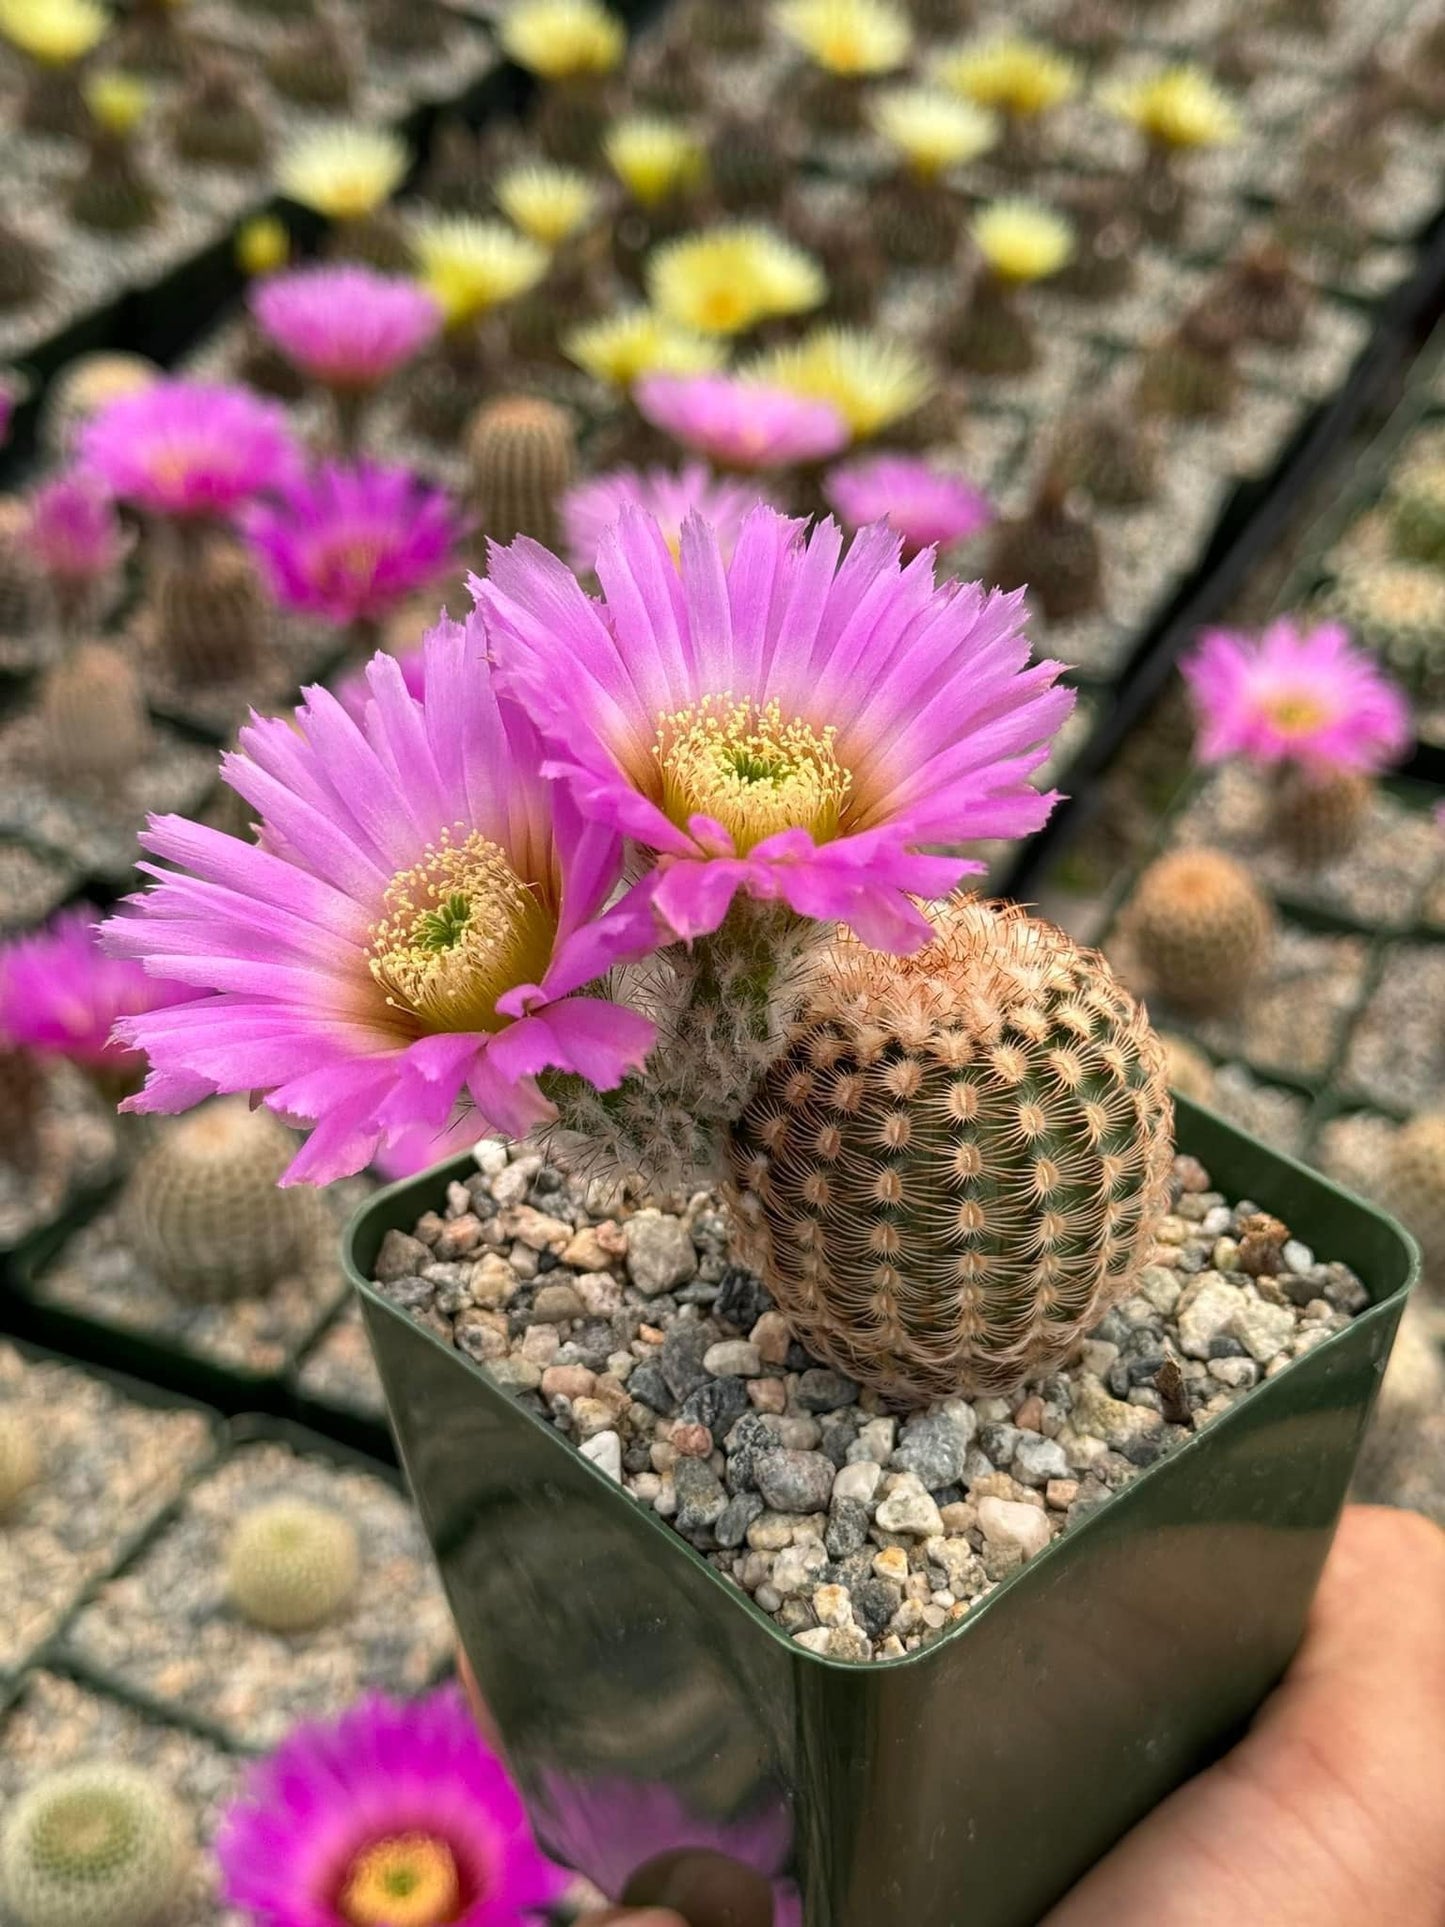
top-left (409, 214), bottom-right (548, 328)
top-left (868, 85), bottom-right (998, 180)
top-left (648, 223), bottom-right (826, 337)
top-left (773, 0), bottom-right (911, 77)
top-left (1101, 65), bottom-right (1242, 150)
top-left (0, 0), bottom-right (108, 66)
top-left (973, 199), bottom-right (1075, 283)
top-left (494, 161), bottom-right (601, 248)
top-left (276, 124), bottom-right (409, 222)
top-left (236, 214), bottom-right (290, 278)
top-left (83, 66), bottom-right (147, 133)
top-left (562, 307), bottom-right (725, 388)
top-left (745, 324), bottom-right (933, 440)
top-left (604, 115), bottom-right (707, 210)
top-left (499, 0), bottom-right (624, 78)
top-left (935, 34), bottom-right (1079, 120)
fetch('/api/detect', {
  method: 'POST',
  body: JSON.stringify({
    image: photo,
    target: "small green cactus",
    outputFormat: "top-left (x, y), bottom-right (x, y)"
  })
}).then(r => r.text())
top-left (265, 18), bottom-right (355, 107)
top-left (986, 470), bottom-right (1103, 622)
top-left (1324, 563), bottom-right (1445, 706)
top-left (70, 133), bottom-right (161, 235)
top-left (0, 498), bottom-right (45, 640)
top-left (121, 1097), bottom-right (319, 1300)
top-left (1203, 239), bottom-right (1311, 349)
top-left (1271, 767), bottom-right (1372, 869)
top-left (466, 395), bottom-right (577, 551)
top-left (170, 61), bottom-right (270, 171)
top-left (1388, 430), bottom-right (1445, 568)
top-left (1052, 179), bottom-right (1136, 302)
top-left (947, 272), bottom-right (1038, 377)
top-left (1052, 407), bottom-right (1159, 509)
top-left (727, 896), bottom-right (1175, 1402)
top-left (875, 178), bottom-right (959, 270)
top-left (225, 1495), bottom-right (361, 1632)
top-left (152, 538), bottom-right (271, 687)
top-left (1136, 306), bottom-right (1239, 421)
top-left (0, 1408), bottom-right (41, 1515)
top-left (0, 1762), bottom-right (191, 1927)
top-left (1123, 846), bottom-right (1274, 1014)
top-left (39, 642), bottom-right (153, 790)
top-left (1383, 1113), bottom-right (1445, 1278)
top-left (709, 117), bottom-right (792, 215)
top-left (0, 215), bottom-right (51, 312)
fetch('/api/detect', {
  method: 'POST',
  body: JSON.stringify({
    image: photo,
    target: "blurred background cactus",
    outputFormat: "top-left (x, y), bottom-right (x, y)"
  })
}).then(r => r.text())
top-left (0, 1762), bottom-right (191, 1927)
top-left (225, 1495), bottom-right (361, 1632)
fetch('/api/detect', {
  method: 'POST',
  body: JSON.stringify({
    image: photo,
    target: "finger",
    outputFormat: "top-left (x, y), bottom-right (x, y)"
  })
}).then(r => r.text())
top-left (1046, 1506), bottom-right (1445, 1926)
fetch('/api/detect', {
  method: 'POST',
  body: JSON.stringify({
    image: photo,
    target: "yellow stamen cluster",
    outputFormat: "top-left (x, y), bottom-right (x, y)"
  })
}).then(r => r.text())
top-left (604, 114), bottom-right (707, 209)
top-left (657, 695), bottom-right (851, 854)
top-left (368, 828), bottom-right (554, 1036)
top-left (499, 0), bottom-right (624, 78)
top-left (973, 199), bottom-right (1075, 283)
top-left (84, 67), bottom-right (147, 134)
top-left (409, 214), bottom-right (548, 328)
top-left (0, 0), bottom-right (108, 65)
top-left (1260, 689), bottom-right (1332, 738)
top-left (746, 324), bottom-right (933, 439)
top-left (236, 214), bottom-right (290, 278)
top-left (647, 223), bottom-right (826, 338)
top-left (1101, 65), bottom-right (1242, 150)
top-left (935, 34), bottom-right (1079, 120)
top-left (275, 124), bottom-right (409, 221)
top-left (868, 85), bottom-right (998, 179)
top-left (494, 161), bottom-right (600, 248)
top-left (562, 307), bottom-right (725, 388)
top-left (773, 0), bottom-right (911, 77)
top-left (339, 1834), bottom-right (462, 1927)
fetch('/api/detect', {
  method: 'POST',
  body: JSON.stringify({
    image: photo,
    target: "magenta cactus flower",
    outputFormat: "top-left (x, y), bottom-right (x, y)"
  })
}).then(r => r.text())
top-left (635, 372), bottom-right (850, 471)
top-left (104, 617), bottom-right (660, 1183)
top-left (480, 504), bottom-right (1072, 951)
top-left (561, 460), bottom-right (769, 571)
top-left (0, 906), bottom-right (192, 1087)
top-left (217, 1687), bottom-right (566, 1927)
top-left (1182, 616), bottom-right (1411, 776)
top-left (824, 453), bottom-right (994, 558)
top-left (250, 264), bottom-right (442, 394)
top-left (78, 377), bottom-right (300, 521)
top-left (242, 461), bottom-right (469, 631)
top-left (27, 469), bottom-right (130, 595)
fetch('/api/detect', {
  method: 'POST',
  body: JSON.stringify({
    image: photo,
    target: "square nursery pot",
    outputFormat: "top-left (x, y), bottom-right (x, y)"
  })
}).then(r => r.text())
top-left (344, 1097), bottom-right (1416, 1927)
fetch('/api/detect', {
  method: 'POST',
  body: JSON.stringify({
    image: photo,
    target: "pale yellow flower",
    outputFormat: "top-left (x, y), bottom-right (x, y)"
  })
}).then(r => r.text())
top-left (83, 66), bottom-right (147, 133)
top-left (773, 0), bottom-right (911, 76)
top-left (494, 161), bottom-right (601, 248)
top-left (499, 0), bottom-right (624, 78)
top-left (744, 325), bottom-right (933, 439)
top-left (562, 307), bottom-right (725, 388)
top-left (1101, 65), bottom-right (1242, 149)
top-left (604, 115), bottom-right (706, 209)
top-left (276, 124), bottom-right (409, 221)
top-left (0, 0), bottom-right (108, 66)
top-left (236, 214), bottom-right (290, 279)
top-left (935, 34), bottom-right (1079, 119)
top-left (648, 224), bottom-right (826, 337)
top-left (973, 199), bottom-right (1075, 283)
top-left (409, 214), bottom-right (548, 328)
top-left (868, 85), bottom-right (998, 179)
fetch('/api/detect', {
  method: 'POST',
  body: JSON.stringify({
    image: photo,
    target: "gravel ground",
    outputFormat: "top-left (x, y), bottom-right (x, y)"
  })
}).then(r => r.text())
top-left (63, 1438), bottom-right (454, 1750)
top-left (371, 1141), bottom-right (1370, 1663)
top-left (1203, 1063), bottom-right (1313, 1160)
top-left (1340, 943), bottom-right (1445, 1115)
top-left (0, 1671), bottom-right (247, 1927)
top-left (0, 840), bottom-right (75, 935)
top-left (0, 1342), bottom-right (214, 1676)
top-left (0, 1061), bottom-right (119, 1254)
top-left (293, 1299), bottom-right (387, 1424)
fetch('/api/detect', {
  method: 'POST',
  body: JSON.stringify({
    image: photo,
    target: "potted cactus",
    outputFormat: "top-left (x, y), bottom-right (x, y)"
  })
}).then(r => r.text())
top-left (103, 507), bottom-right (1415, 1925)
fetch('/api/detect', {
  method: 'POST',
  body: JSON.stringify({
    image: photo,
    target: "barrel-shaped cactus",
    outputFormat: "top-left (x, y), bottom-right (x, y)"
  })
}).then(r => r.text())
top-left (466, 395), bottom-right (577, 551)
top-left (225, 1496), bottom-right (360, 1632)
top-left (38, 642), bottom-right (153, 788)
top-left (0, 498), bottom-right (44, 639)
top-left (1122, 846), bottom-right (1274, 1013)
top-left (727, 897), bottom-right (1174, 1402)
top-left (1325, 563), bottom-right (1445, 706)
top-left (152, 540), bottom-right (270, 687)
top-left (1271, 766), bottom-right (1371, 868)
top-left (1384, 1113), bottom-right (1445, 1278)
top-left (0, 1762), bottom-right (190, 1927)
top-left (1389, 430), bottom-right (1445, 567)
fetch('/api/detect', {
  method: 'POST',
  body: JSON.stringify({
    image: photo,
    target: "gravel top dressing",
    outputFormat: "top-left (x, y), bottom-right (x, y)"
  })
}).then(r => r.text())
top-left (372, 1141), bottom-right (1371, 1663)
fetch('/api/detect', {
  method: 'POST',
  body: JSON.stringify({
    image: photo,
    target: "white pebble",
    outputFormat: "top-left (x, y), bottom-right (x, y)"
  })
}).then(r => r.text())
top-left (977, 1496), bottom-right (1052, 1561)
top-left (832, 1460), bottom-right (883, 1505)
top-left (794, 1626), bottom-right (834, 1654)
top-left (581, 1431), bottom-right (622, 1481)
top-left (472, 1138), bottom-right (508, 1177)
top-left (1283, 1240), bottom-right (1314, 1275)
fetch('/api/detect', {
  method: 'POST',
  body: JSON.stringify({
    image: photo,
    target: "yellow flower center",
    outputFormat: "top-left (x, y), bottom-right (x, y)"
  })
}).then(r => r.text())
top-left (656, 695), bottom-right (851, 853)
top-left (339, 1833), bottom-right (462, 1926)
top-left (1261, 690), bottom-right (1330, 738)
top-left (368, 828), bottom-right (554, 1035)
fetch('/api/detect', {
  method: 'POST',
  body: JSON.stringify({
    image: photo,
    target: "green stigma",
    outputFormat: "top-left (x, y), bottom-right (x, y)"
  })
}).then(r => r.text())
top-left (416, 892), bottom-right (473, 952)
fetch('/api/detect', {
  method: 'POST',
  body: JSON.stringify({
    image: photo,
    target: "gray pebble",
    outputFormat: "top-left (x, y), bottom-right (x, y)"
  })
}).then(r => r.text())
top-left (756, 1449), bottom-right (837, 1514)
top-left (714, 1491), bottom-right (765, 1548)
top-left (661, 1326), bottom-right (712, 1402)
top-left (704, 1340), bottom-right (762, 1378)
top-left (375, 1229), bottom-right (432, 1283)
top-left (826, 1497), bottom-right (870, 1557)
top-left (627, 1212), bottom-right (698, 1295)
top-left (892, 1412), bottom-right (971, 1489)
top-left (1012, 1434), bottom-right (1071, 1486)
top-left (795, 1368), bottom-right (860, 1413)
top-left (674, 1457), bottom-right (728, 1533)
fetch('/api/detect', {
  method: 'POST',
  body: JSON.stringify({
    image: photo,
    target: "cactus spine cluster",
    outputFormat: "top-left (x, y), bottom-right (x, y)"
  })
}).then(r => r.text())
top-left (466, 395), bottom-right (577, 551)
top-left (121, 1098), bottom-right (320, 1300)
top-left (0, 1408), bottom-right (41, 1515)
top-left (1123, 846), bottom-right (1274, 1013)
top-left (1383, 1113), bottom-right (1445, 1278)
top-left (225, 1496), bottom-right (361, 1632)
top-left (38, 642), bottom-right (153, 789)
top-left (727, 896), bottom-right (1175, 1402)
top-left (0, 1762), bottom-right (191, 1927)
top-left (1388, 430), bottom-right (1445, 567)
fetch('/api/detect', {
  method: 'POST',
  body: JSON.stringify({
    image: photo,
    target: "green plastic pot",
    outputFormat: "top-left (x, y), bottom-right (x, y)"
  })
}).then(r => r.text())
top-left (344, 1097), bottom-right (1415, 1927)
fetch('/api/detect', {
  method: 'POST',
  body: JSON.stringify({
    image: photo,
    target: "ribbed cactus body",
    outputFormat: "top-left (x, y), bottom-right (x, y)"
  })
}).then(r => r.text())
top-left (0, 1409), bottom-right (40, 1514)
top-left (153, 540), bottom-right (270, 687)
top-left (466, 395), bottom-right (577, 550)
top-left (1389, 432), bottom-right (1445, 567)
top-left (0, 1763), bottom-right (190, 1927)
top-left (39, 642), bottom-right (153, 789)
top-left (0, 217), bottom-right (50, 311)
top-left (1271, 767), bottom-right (1371, 868)
top-left (171, 68), bottom-right (269, 170)
top-left (727, 898), bottom-right (1174, 1402)
top-left (1123, 847), bottom-right (1274, 1013)
top-left (1053, 408), bottom-right (1158, 508)
top-left (876, 178), bottom-right (959, 269)
top-left (1053, 181), bottom-right (1135, 302)
top-left (1384, 1113), bottom-right (1445, 1277)
top-left (710, 118), bottom-right (791, 214)
top-left (987, 475), bottom-right (1102, 621)
top-left (1205, 243), bottom-right (1311, 349)
top-left (0, 499), bottom-right (44, 639)
top-left (122, 1098), bottom-right (318, 1300)
top-left (1325, 564), bottom-right (1445, 705)
top-left (70, 138), bottom-right (160, 235)
top-left (226, 1497), bottom-right (360, 1631)
top-left (266, 20), bottom-right (355, 106)
top-left (948, 274), bottom-right (1038, 376)
top-left (1137, 309), bottom-right (1237, 420)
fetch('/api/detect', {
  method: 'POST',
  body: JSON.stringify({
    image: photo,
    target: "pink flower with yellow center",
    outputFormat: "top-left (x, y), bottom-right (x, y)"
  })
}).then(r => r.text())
top-left (251, 264), bottom-right (442, 394)
top-left (480, 504), bottom-right (1072, 951)
top-left (104, 619), bottom-right (659, 1183)
top-left (1182, 617), bottom-right (1411, 776)
top-left (824, 453), bottom-right (993, 558)
top-left (635, 372), bottom-right (850, 472)
top-left (561, 460), bottom-right (770, 571)
top-left (217, 1687), bottom-right (565, 1927)
top-left (78, 377), bottom-right (300, 522)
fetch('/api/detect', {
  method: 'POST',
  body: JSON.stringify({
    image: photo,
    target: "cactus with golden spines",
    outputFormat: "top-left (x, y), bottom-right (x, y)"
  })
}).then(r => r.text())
top-left (726, 896), bottom-right (1174, 1402)
top-left (1271, 767), bottom-right (1371, 868)
top-left (1122, 847), bottom-right (1274, 1013)
top-left (38, 641), bottom-right (153, 789)
top-left (225, 1496), bottom-right (361, 1632)
top-left (1383, 1113), bottom-right (1445, 1278)
top-left (466, 395), bottom-right (577, 552)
